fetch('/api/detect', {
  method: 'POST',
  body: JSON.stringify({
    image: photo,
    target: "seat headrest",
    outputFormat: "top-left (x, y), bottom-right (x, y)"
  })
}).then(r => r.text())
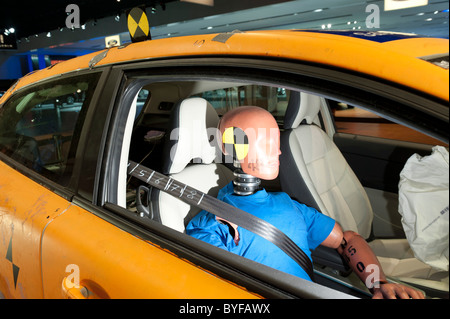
top-left (284, 92), bottom-right (322, 130)
top-left (163, 97), bottom-right (219, 174)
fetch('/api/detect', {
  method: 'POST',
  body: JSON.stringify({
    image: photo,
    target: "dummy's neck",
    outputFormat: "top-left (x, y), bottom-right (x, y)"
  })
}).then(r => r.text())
top-left (232, 162), bottom-right (261, 195)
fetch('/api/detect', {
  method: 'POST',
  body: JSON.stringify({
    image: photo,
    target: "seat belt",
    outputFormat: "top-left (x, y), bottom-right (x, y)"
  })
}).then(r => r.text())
top-left (128, 160), bottom-right (314, 280)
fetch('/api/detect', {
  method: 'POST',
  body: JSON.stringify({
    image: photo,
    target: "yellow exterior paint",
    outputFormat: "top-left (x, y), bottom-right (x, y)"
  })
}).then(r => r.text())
top-left (41, 204), bottom-right (259, 299)
top-left (0, 161), bottom-right (71, 298)
top-left (1, 30), bottom-right (448, 104)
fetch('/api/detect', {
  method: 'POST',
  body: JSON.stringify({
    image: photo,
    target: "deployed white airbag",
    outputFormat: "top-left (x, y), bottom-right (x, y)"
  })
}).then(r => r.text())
top-left (398, 146), bottom-right (449, 271)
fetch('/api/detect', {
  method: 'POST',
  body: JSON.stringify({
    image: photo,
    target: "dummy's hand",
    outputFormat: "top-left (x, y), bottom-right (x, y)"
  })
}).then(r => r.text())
top-left (371, 282), bottom-right (425, 299)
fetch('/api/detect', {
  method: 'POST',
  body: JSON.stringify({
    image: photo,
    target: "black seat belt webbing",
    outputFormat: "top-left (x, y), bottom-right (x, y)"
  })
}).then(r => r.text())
top-left (128, 160), bottom-right (314, 280)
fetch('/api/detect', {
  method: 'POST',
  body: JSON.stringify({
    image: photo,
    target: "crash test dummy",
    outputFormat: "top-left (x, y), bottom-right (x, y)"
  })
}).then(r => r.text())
top-left (186, 106), bottom-right (424, 299)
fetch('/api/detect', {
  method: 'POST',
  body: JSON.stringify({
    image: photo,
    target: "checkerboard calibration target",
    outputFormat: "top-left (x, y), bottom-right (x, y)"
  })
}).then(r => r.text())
top-left (127, 7), bottom-right (151, 42)
top-left (222, 127), bottom-right (249, 161)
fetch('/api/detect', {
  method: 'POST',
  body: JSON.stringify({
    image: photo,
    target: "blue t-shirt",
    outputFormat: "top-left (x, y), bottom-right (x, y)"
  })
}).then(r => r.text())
top-left (186, 182), bottom-right (335, 281)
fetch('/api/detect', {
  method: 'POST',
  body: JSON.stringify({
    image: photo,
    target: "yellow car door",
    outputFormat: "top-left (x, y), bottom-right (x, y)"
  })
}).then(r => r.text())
top-left (0, 161), bottom-right (72, 298)
top-left (0, 71), bottom-right (104, 298)
top-left (40, 201), bottom-right (258, 299)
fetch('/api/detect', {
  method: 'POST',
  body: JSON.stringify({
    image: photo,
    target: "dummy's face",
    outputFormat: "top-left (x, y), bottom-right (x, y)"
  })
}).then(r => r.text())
top-left (242, 127), bottom-right (281, 180)
top-left (220, 106), bottom-right (281, 180)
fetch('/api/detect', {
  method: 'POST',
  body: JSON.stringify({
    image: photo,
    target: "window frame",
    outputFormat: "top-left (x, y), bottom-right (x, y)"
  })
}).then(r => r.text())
top-left (0, 69), bottom-right (108, 200)
top-left (93, 56), bottom-right (448, 299)
top-left (330, 101), bottom-right (448, 146)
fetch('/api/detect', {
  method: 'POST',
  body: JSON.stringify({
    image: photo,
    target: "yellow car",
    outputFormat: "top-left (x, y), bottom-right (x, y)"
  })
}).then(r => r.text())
top-left (0, 29), bottom-right (448, 300)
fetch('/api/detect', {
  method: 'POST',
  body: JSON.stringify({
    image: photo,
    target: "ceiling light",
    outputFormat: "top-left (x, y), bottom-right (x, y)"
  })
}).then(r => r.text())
top-left (385, 0), bottom-right (428, 11)
top-left (181, 0), bottom-right (214, 6)
top-left (417, 12), bottom-right (425, 16)
top-left (207, 26), bottom-right (213, 29)
top-left (327, 24), bottom-right (332, 29)
top-left (203, 14), bottom-right (221, 20)
top-left (8, 27), bottom-right (15, 33)
top-left (425, 18), bottom-right (433, 21)
top-left (313, 8), bottom-right (323, 12)
top-left (46, 32), bottom-right (51, 37)
top-left (321, 24), bottom-right (326, 29)
top-left (115, 14), bottom-right (120, 22)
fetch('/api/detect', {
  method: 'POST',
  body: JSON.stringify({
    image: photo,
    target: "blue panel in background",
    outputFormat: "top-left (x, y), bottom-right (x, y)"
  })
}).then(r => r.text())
top-left (292, 30), bottom-right (426, 43)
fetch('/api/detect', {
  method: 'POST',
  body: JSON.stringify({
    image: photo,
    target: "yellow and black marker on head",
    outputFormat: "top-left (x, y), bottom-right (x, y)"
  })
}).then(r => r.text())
top-left (127, 7), bottom-right (151, 42)
top-left (222, 127), bottom-right (249, 161)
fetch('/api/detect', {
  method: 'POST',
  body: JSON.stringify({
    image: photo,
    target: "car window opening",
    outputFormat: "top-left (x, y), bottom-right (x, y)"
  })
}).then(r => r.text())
top-left (0, 73), bottom-right (101, 186)
top-left (118, 78), bottom-right (447, 299)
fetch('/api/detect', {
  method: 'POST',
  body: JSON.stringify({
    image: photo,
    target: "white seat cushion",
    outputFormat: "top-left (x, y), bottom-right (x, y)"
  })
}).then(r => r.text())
top-left (158, 164), bottom-right (234, 232)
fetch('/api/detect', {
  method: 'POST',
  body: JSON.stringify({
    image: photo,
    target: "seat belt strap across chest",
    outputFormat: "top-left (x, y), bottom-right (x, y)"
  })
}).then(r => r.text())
top-left (128, 160), bottom-right (314, 280)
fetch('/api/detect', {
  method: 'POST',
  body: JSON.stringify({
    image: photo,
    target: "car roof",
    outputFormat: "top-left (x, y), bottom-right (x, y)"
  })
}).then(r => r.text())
top-left (2, 30), bottom-right (449, 102)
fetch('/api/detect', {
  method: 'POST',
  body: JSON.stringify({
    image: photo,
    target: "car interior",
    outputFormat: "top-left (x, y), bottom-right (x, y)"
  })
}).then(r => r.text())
top-left (0, 74), bottom-right (99, 187)
top-left (118, 78), bottom-right (448, 298)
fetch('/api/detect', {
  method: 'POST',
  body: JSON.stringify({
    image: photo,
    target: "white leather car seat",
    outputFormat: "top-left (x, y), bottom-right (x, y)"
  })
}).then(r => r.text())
top-left (279, 91), bottom-right (448, 293)
top-left (154, 97), bottom-right (234, 233)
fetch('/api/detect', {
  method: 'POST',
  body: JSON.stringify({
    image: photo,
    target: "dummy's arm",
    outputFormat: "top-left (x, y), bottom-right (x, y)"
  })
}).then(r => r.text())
top-left (322, 223), bottom-right (425, 299)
